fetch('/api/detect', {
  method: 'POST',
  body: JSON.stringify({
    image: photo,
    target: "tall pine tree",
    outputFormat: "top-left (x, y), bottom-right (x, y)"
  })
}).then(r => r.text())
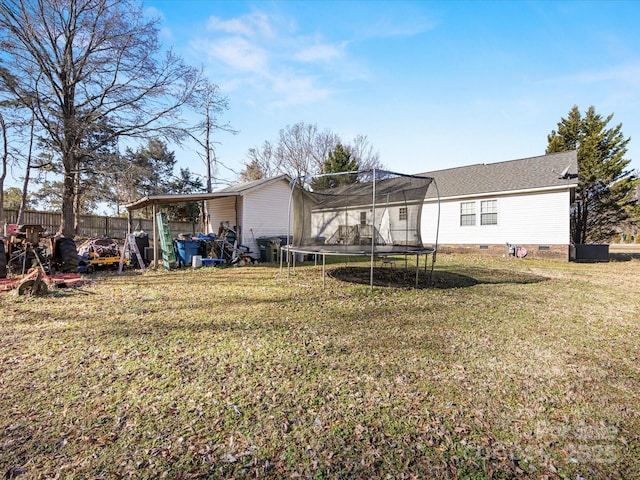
top-left (546, 105), bottom-right (637, 243)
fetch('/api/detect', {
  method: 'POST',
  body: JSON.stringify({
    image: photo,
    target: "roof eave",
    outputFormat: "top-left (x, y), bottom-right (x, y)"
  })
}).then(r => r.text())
top-left (123, 192), bottom-right (242, 211)
top-left (424, 183), bottom-right (578, 202)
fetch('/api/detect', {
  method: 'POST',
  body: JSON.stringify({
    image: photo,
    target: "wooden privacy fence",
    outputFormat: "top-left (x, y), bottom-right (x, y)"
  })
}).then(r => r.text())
top-left (2, 209), bottom-right (196, 239)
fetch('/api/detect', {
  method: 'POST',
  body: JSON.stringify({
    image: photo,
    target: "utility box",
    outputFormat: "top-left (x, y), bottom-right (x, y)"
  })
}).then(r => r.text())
top-left (570, 244), bottom-right (609, 262)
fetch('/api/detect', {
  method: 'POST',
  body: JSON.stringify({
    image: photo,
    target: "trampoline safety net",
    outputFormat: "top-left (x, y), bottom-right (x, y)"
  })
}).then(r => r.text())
top-left (289, 169), bottom-right (434, 255)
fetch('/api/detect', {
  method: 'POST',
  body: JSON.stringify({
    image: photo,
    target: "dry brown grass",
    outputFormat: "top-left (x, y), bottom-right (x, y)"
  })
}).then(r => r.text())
top-left (1, 254), bottom-right (638, 478)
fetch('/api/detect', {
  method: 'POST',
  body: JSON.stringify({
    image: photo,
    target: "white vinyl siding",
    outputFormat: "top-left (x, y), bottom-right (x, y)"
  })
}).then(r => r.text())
top-left (310, 204), bottom-right (421, 245)
top-left (422, 190), bottom-right (571, 245)
top-left (241, 180), bottom-right (293, 254)
top-left (205, 196), bottom-right (237, 234)
top-left (203, 178), bottom-right (293, 259)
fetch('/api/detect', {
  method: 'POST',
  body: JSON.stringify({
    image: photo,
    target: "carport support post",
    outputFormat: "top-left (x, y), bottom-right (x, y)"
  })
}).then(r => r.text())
top-left (127, 209), bottom-right (132, 235)
top-left (152, 203), bottom-right (158, 268)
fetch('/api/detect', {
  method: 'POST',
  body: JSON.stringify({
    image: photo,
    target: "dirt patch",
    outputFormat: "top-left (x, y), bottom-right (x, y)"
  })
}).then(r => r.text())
top-left (327, 266), bottom-right (547, 289)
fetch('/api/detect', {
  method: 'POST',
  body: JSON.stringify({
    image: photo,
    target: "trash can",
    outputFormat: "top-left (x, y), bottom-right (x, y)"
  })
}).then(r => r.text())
top-left (131, 231), bottom-right (149, 268)
top-left (175, 239), bottom-right (202, 267)
top-left (257, 237), bottom-right (281, 262)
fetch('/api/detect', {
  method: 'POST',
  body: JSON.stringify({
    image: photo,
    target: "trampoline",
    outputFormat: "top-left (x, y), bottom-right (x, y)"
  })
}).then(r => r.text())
top-left (281, 169), bottom-right (440, 289)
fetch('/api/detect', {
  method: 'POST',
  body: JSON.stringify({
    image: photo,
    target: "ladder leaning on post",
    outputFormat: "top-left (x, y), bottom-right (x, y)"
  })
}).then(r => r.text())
top-left (156, 212), bottom-right (177, 270)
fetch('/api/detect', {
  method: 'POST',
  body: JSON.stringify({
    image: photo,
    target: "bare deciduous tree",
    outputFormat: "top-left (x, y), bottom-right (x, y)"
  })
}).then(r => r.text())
top-left (240, 122), bottom-right (383, 183)
top-left (349, 134), bottom-right (382, 171)
top-left (0, 0), bottom-right (200, 236)
top-left (276, 122), bottom-right (320, 182)
top-left (188, 79), bottom-right (235, 192)
top-left (240, 141), bottom-right (280, 181)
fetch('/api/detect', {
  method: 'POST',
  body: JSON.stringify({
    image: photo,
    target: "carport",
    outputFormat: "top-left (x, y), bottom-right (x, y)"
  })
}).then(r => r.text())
top-left (123, 192), bottom-right (241, 268)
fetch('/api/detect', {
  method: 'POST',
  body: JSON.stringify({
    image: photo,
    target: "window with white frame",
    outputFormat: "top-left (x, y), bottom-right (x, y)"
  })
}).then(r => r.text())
top-left (480, 199), bottom-right (498, 225)
top-left (399, 206), bottom-right (408, 221)
top-left (360, 211), bottom-right (367, 226)
top-left (460, 201), bottom-right (476, 226)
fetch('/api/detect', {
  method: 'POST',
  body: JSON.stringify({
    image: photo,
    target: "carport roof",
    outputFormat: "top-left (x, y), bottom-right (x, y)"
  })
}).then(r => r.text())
top-left (123, 174), bottom-right (291, 211)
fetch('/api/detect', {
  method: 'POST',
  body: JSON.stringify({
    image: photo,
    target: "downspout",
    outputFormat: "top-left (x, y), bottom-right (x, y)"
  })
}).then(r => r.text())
top-left (370, 169), bottom-right (376, 292)
top-left (235, 195), bottom-right (240, 244)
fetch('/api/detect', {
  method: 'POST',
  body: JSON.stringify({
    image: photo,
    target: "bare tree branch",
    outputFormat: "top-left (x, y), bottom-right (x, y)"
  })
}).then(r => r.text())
top-left (0, 0), bottom-right (201, 235)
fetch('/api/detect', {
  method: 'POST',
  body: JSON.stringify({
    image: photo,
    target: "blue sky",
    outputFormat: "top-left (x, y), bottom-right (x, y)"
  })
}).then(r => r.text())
top-left (146, 0), bottom-right (640, 185)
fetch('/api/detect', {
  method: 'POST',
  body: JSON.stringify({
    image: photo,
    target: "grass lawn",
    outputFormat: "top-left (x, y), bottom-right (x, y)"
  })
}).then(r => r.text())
top-left (1, 254), bottom-right (639, 479)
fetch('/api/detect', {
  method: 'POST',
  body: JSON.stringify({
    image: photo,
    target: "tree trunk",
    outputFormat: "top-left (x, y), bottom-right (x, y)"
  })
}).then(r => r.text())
top-left (0, 114), bottom-right (7, 230)
top-left (205, 109), bottom-right (212, 193)
top-left (60, 150), bottom-right (76, 237)
top-left (17, 113), bottom-right (36, 224)
top-left (73, 168), bottom-right (82, 235)
top-left (17, 162), bottom-right (32, 225)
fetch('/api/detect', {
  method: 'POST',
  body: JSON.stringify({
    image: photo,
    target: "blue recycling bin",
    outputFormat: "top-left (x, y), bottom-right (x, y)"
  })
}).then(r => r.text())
top-left (175, 239), bottom-right (201, 267)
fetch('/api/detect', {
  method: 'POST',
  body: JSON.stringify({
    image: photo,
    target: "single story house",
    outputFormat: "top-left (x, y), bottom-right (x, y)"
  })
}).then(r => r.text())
top-left (125, 152), bottom-right (578, 264)
top-left (418, 151), bottom-right (579, 259)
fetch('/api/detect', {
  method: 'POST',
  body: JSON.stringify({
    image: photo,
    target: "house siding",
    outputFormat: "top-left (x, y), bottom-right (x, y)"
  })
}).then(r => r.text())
top-left (421, 189), bottom-right (571, 247)
top-left (241, 180), bottom-right (293, 256)
top-left (205, 196), bottom-right (237, 235)
top-left (310, 203), bottom-right (422, 246)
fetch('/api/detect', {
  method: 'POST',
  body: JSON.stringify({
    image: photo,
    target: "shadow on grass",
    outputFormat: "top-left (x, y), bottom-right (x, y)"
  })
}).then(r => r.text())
top-left (609, 252), bottom-right (640, 262)
top-left (328, 266), bottom-right (548, 289)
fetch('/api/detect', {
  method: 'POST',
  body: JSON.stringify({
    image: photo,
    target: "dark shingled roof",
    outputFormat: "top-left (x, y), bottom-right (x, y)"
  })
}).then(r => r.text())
top-left (418, 151), bottom-right (578, 199)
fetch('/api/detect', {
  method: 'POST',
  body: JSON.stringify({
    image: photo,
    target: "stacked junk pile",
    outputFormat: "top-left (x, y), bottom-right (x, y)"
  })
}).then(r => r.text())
top-left (0, 226), bottom-right (150, 295)
top-left (174, 223), bottom-right (256, 268)
top-left (77, 233), bottom-right (148, 273)
top-left (0, 224), bottom-right (83, 295)
top-left (0, 220), bottom-right (271, 294)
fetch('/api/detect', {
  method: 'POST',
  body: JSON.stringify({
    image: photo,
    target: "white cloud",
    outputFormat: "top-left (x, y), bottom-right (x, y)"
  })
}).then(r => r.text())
top-left (570, 63), bottom-right (640, 86)
top-left (144, 5), bottom-right (165, 22)
top-left (189, 10), bottom-right (366, 109)
top-left (207, 12), bottom-right (276, 39)
top-left (202, 37), bottom-right (269, 73)
top-left (355, 9), bottom-right (437, 40)
top-left (144, 6), bottom-right (172, 42)
top-left (294, 43), bottom-right (346, 63)
top-left (269, 73), bottom-right (335, 107)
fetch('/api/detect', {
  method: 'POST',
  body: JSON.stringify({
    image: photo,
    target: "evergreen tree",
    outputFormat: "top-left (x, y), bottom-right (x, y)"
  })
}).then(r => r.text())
top-left (310, 143), bottom-right (359, 191)
top-left (3, 186), bottom-right (28, 210)
top-left (239, 159), bottom-right (267, 182)
top-left (546, 106), bottom-right (637, 243)
top-left (127, 139), bottom-right (178, 197)
top-left (164, 168), bottom-right (205, 222)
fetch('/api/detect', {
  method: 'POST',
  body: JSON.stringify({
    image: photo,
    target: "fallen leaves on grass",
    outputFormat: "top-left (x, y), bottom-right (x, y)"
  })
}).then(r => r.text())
top-left (1, 256), bottom-right (639, 478)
